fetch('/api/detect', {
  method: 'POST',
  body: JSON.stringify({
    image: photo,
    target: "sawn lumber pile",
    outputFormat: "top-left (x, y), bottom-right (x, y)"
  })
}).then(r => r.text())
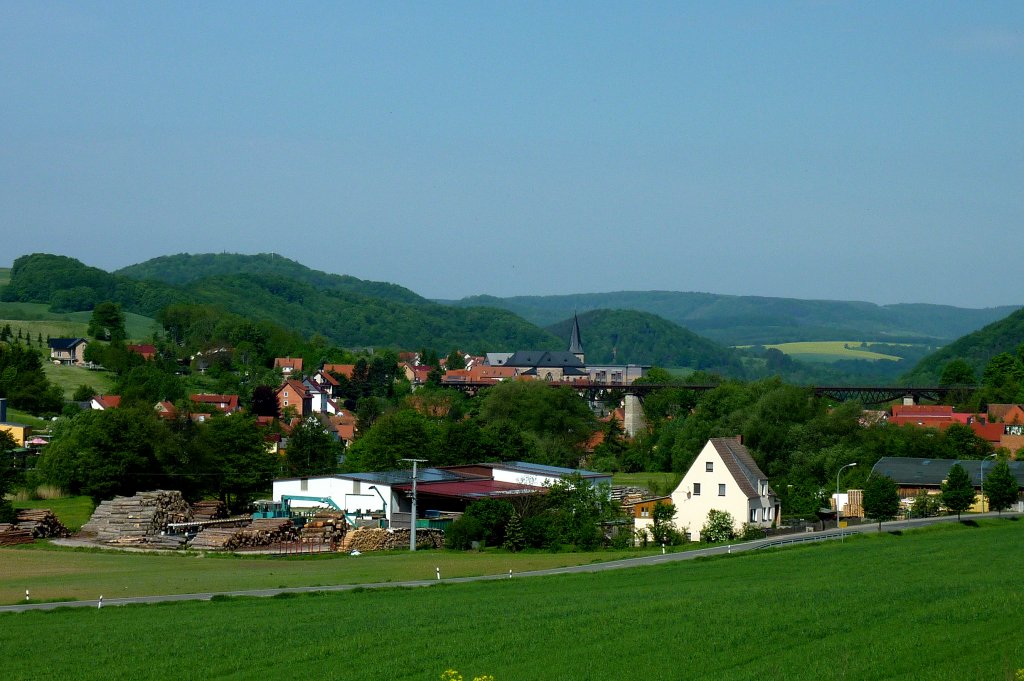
top-left (80, 490), bottom-right (193, 542)
top-left (189, 518), bottom-right (299, 551)
top-left (0, 524), bottom-right (34, 546)
top-left (14, 509), bottom-right (71, 538)
top-left (191, 500), bottom-right (227, 520)
top-left (340, 527), bottom-right (444, 552)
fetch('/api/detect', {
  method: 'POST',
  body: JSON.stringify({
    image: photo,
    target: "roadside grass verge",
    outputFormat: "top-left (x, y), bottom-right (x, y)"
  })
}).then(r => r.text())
top-left (0, 520), bottom-right (1020, 680)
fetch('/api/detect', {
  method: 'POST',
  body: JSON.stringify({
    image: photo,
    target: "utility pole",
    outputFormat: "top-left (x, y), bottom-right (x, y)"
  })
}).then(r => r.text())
top-left (401, 458), bottom-right (428, 551)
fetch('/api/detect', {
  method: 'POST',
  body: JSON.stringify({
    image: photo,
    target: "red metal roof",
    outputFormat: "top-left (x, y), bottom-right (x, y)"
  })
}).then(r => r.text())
top-left (393, 479), bottom-right (546, 499)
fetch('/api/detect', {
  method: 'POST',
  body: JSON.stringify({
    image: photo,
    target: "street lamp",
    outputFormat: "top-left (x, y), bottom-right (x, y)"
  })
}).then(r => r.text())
top-left (980, 453), bottom-right (998, 514)
top-left (836, 462), bottom-right (857, 541)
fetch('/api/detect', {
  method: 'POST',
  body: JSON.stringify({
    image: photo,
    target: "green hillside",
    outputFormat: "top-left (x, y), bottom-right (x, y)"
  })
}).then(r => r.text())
top-left (903, 306), bottom-right (1024, 383)
top-left (117, 252), bottom-right (425, 305)
top-left (2, 254), bottom-right (558, 352)
top-left (547, 309), bottom-right (745, 374)
top-left (447, 291), bottom-right (1019, 346)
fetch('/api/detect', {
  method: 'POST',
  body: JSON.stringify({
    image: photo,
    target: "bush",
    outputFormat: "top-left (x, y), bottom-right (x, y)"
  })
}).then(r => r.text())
top-left (701, 509), bottom-right (736, 543)
top-left (445, 515), bottom-right (485, 551)
top-left (740, 523), bottom-right (765, 540)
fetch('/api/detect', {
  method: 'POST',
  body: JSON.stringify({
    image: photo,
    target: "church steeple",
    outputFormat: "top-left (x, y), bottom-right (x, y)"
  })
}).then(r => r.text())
top-left (568, 311), bottom-right (584, 364)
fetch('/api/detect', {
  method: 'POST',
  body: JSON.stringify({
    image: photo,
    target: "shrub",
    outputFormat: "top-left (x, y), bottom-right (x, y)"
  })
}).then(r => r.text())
top-left (701, 509), bottom-right (736, 543)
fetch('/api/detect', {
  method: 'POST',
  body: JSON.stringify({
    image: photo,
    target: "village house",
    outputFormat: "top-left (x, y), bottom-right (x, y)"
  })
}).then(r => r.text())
top-left (274, 357), bottom-right (303, 375)
top-left (670, 437), bottom-right (780, 541)
top-left (189, 394), bottom-right (240, 414)
top-left (47, 337), bottom-right (88, 365)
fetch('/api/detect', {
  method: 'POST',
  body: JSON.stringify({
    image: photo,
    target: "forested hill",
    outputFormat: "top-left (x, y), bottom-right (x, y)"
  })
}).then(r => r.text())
top-left (446, 292), bottom-right (1019, 346)
top-left (117, 253), bottom-right (425, 305)
top-left (902, 306), bottom-right (1024, 384)
top-left (546, 309), bottom-right (745, 375)
top-left (1, 253), bottom-right (559, 351)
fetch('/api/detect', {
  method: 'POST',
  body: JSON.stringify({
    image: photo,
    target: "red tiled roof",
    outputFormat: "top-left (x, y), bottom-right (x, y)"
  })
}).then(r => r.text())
top-left (274, 357), bottom-right (303, 372)
top-left (92, 395), bottom-right (121, 410)
top-left (322, 364), bottom-right (355, 379)
top-left (127, 344), bottom-right (157, 359)
top-left (190, 394), bottom-right (240, 413)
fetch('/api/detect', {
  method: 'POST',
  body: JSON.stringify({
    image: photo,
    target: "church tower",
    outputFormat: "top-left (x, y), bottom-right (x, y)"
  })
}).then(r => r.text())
top-left (568, 311), bottom-right (585, 364)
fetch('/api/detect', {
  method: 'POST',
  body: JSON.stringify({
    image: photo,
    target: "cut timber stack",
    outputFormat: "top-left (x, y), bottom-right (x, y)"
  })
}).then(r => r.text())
top-left (189, 518), bottom-right (299, 551)
top-left (191, 500), bottom-right (227, 520)
top-left (14, 509), bottom-right (71, 538)
top-left (299, 512), bottom-right (347, 545)
top-left (343, 527), bottom-right (444, 552)
top-left (0, 524), bottom-right (35, 546)
top-left (80, 490), bottom-right (193, 543)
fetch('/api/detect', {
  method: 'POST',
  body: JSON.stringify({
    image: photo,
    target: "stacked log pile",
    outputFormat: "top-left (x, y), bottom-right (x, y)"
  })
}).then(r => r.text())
top-left (341, 527), bottom-right (444, 552)
top-left (80, 490), bottom-right (193, 542)
top-left (299, 512), bottom-right (347, 545)
top-left (0, 524), bottom-right (35, 546)
top-left (191, 500), bottom-right (227, 520)
top-left (189, 518), bottom-right (299, 551)
top-left (14, 509), bottom-right (71, 538)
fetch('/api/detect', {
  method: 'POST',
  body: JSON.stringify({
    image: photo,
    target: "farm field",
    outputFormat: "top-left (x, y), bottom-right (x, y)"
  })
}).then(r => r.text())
top-left (0, 543), bottom-right (665, 605)
top-left (1, 520), bottom-right (1020, 680)
top-left (762, 341), bottom-right (903, 363)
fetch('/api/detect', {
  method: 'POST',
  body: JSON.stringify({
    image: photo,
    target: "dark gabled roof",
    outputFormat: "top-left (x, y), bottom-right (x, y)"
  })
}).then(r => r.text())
top-left (710, 437), bottom-right (770, 500)
top-left (497, 460), bottom-right (609, 480)
top-left (48, 337), bottom-right (87, 350)
top-left (871, 457), bottom-right (1024, 487)
top-left (503, 351), bottom-right (585, 369)
top-left (393, 479), bottom-right (546, 499)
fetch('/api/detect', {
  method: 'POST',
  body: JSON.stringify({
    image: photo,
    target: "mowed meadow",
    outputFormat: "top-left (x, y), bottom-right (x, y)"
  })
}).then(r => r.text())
top-left (2, 520), bottom-right (1022, 681)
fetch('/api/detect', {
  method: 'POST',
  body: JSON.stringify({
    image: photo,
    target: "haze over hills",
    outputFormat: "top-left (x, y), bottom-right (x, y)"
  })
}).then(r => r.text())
top-left (446, 292), bottom-right (1020, 346)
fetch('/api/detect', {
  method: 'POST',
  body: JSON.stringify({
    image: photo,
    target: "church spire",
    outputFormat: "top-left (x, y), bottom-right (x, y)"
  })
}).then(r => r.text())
top-left (568, 310), bottom-right (584, 363)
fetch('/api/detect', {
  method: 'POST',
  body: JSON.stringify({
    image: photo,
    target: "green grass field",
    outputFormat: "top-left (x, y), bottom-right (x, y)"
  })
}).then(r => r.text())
top-left (1, 520), bottom-right (1020, 680)
top-left (612, 472), bottom-right (681, 496)
top-left (0, 543), bottom-right (665, 605)
top-left (41, 361), bottom-right (116, 398)
top-left (0, 301), bottom-right (158, 341)
top-left (12, 496), bottom-right (95, 532)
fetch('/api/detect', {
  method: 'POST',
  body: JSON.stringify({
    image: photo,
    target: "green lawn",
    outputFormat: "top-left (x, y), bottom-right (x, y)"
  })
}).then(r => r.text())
top-left (42, 361), bottom-right (115, 398)
top-left (0, 301), bottom-right (157, 341)
top-left (1, 520), bottom-right (1021, 680)
top-left (12, 496), bottom-right (95, 532)
top-left (612, 471), bottom-right (681, 496)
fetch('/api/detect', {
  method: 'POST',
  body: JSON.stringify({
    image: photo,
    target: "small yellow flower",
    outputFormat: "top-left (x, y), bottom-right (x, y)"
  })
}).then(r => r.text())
top-left (472, 676), bottom-right (496, 681)
top-left (440, 670), bottom-right (463, 681)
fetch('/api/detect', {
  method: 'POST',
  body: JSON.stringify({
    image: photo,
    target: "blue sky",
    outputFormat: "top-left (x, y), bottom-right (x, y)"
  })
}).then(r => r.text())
top-left (2, 2), bottom-right (1021, 307)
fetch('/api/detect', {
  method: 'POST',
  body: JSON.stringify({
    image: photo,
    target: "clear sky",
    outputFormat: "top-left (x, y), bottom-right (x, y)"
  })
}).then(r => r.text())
top-left (2, 2), bottom-right (1021, 307)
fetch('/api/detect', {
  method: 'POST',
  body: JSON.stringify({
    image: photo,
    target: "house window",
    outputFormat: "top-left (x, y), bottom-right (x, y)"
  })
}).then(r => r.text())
top-left (706, 461), bottom-right (714, 472)
top-left (718, 484), bottom-right (726, 496)
top-left (751, 509), bottom-right (757, 522)
top-left (762, 508), bottom-right (768, 521)
top-left (693, 483), bottom-right (701, 496)
top-left (300, 478), bottom-right (308, 491)
top-left (641, 507), bottom-right (649, 517)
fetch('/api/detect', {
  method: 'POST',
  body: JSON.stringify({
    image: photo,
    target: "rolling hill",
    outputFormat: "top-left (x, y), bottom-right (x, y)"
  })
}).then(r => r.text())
top-left (444, 291), bottom-right (1019, 346)
top-left (902, 306), bottom-right (1024, 384)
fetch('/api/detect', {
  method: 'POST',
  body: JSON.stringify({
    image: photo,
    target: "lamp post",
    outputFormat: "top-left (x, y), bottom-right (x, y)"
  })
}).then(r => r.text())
top-left (980, 453), bottom-right (998, 514)
top-left (836, 463), bottom-right (857, 541)
top-left (401, 458), bottom-right (428, 551)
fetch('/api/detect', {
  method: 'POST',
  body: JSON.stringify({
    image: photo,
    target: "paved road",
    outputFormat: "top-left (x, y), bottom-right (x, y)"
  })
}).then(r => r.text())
top-left (2, 511), bottom-right (1017, 614)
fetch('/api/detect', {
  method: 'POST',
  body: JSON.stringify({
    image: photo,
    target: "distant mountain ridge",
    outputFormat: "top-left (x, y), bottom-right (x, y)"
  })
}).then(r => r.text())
top-left (444, 292), bottom-right (1020, 346)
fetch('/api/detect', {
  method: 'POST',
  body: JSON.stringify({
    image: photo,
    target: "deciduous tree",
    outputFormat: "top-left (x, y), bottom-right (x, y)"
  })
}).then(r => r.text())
top-left (982, 459), bottom-right (1018, 514)
top-left (941, 463), bottom-right (976, 520)
top-left (862, 474), bottom-right (900, 530)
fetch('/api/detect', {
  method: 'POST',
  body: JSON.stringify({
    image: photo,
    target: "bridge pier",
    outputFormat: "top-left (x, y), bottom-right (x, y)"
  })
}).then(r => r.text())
top-left (624, 394), bottom-right (646, 437)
